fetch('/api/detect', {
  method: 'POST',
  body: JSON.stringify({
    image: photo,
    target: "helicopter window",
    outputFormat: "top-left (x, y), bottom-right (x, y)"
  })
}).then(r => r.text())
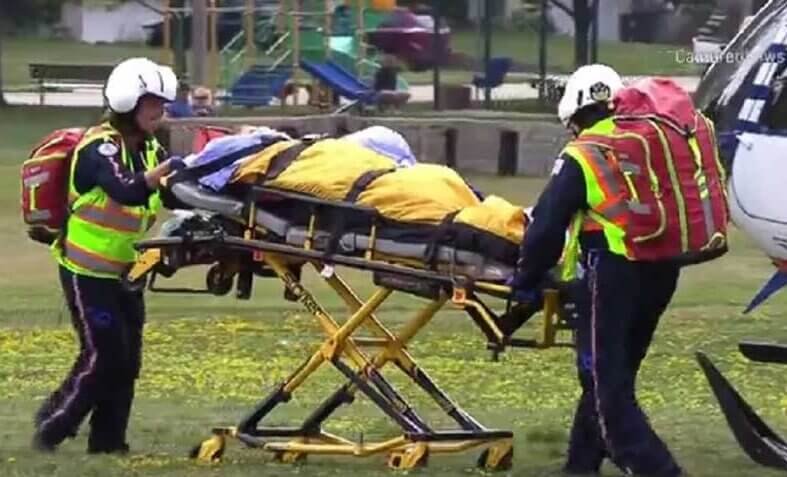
top-left (764, 67), bottom-right (787, 130)
top-left (695, 3), bottom-right (787, 130)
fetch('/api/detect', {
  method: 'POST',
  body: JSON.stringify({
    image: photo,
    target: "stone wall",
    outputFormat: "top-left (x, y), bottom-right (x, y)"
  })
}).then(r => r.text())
top-left (165, 114), bottom-right (571, 178)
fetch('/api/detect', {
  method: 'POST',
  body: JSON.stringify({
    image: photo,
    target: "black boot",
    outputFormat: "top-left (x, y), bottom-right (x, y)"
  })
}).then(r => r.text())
top-left (31, 430), bottom-right (57, 453)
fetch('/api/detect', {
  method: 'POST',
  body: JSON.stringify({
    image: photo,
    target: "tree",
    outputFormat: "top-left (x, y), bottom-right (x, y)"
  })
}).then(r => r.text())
top-left (2, 0), bottom-right (64, 33)
top-left (550, 0), bottom-right (597, 68)
top-left (0, 34), bottom-right (6, 107)
top-left (0, 11), bottom-right (7, 107)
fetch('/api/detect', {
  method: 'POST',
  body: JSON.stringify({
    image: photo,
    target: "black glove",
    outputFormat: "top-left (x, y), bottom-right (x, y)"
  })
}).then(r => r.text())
top-left (168, 156), bottom-right (187, 171)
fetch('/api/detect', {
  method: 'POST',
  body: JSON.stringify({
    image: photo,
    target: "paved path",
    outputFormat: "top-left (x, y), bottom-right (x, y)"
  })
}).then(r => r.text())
top-left (5, 76), bottom-right (701, 107)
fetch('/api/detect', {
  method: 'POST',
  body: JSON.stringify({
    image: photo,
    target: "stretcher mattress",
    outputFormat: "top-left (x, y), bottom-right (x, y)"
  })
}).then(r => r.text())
top-left (168, 181), bottom-right (515, 282)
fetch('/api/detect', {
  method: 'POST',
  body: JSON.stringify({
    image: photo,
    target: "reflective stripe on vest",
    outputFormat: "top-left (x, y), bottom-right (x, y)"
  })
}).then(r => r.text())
top-left (560, 143), bottom-right (633, 281)
top-left (72, 202), bottom-right (144, 234)
top-left (63, 239), bottom-right (128, 275)
top-left (55, 122), bottom-right (161, 278)
top-left (564, 144), bottom-right (629, 252)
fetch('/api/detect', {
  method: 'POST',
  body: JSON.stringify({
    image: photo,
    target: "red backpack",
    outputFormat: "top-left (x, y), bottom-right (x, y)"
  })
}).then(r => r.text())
top-left (21, 128), bottom-right (86, 244)
top-left (576, 78), bottom-right (729, 265)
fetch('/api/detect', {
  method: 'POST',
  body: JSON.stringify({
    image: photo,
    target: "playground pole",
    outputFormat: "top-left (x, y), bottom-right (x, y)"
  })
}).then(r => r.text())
top-left (590, 0), bottom-right (599, 63)
top-left (538, 0), bottom-right (547, 104)
top-left (175, 10), bottom-right (187, 79)
top-left (357, 0), bottom-right (366, 74)
top-left (324, 0), bottom-right (332, 60)
top-left (208, 0), bottom-right (218, 89)
top-left (483, 0), bottom-right (492, 108)
top-left (277, 0), bottom-right (285, 34)
top-left (162, 0), bottom-right (173, 65)
top-left (432, 0), bottom-right (441, 111)
top-left (292, 0), bottom-right (301, 106)
top-left (245, 0), bottom-right (256, 68)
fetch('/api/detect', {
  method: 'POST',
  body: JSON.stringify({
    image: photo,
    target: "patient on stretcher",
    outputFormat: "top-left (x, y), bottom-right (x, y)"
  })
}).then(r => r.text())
top-left (160, 126), bottom-right (531, 284)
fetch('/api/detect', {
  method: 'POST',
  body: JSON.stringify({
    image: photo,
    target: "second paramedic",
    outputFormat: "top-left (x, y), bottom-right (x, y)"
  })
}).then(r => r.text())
top-left (33, 58), bottom-right (185, 454)
top-left (511, 64), bottom-right (685, 477)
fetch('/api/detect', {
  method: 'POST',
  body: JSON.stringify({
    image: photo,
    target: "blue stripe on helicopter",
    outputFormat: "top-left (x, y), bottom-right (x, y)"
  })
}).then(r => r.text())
top-left (744, 271), bottom-right (787, 314)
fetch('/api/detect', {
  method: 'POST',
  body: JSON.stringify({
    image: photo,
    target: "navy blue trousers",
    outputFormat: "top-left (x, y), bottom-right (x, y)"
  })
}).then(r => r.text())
top-left (35, 265), bottom-right (145, 452)
top-left (565, 250), bottom-right (682, 476)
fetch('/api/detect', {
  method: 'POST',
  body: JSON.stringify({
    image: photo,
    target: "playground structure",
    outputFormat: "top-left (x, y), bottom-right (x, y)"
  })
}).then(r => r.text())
top-left (157, 0), bottom-right (410, 108)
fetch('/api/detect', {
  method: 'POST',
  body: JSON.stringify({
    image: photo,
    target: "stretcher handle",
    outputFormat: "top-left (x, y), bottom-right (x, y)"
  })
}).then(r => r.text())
top-left (148, 271), bottom-right (215, 294)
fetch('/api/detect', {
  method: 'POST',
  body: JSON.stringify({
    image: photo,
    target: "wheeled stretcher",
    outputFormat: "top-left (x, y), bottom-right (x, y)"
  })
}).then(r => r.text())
top-left (123, 138), bottom-right (578, 470)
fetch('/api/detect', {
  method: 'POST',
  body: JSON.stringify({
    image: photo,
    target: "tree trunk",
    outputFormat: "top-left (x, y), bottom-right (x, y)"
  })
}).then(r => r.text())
top-left (573, 0), bottom-right (591, 68)
top-left (0, 27), bottom-right (7, 107)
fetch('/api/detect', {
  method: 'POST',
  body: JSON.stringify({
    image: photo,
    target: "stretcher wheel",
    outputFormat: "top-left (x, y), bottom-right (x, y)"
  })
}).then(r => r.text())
top-left (271, 450), bottom-right (307, 464)
top-left (388, 443), bottom-right (429, 470)
top-left (477, 441), bottom-right (513, 471)
top-left (189, 434), bottom-right (226, 463)
top-left (206, 265), bottom-right (233, 296)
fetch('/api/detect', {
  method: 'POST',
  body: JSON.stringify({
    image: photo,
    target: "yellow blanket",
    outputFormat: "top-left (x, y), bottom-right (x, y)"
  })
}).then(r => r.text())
top-left (232, 138), bottom-right (526, 245)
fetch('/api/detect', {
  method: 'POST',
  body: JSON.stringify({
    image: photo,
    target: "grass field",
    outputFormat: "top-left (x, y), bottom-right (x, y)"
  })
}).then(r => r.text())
top-left (1, 106), bottom-right (787, 477)
top-left (2, 29), bottom-right (698, 90)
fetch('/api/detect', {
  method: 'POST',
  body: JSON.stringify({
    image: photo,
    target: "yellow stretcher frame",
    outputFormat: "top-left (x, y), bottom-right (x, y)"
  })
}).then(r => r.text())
top-left (124, 183), bottom-right (576, 471)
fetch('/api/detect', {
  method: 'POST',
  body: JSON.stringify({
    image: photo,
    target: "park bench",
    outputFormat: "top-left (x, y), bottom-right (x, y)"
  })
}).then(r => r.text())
top-left (28, 63), bottom-right (115, 105)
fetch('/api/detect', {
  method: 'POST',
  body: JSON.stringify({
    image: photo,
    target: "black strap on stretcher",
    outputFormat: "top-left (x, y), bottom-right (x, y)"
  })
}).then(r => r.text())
top-left (346, 168), bottom-right (465, 273)
top-left (336, 168), bottom-right (396, 257)
top-left (343, 169), bottom-right (396, 203)
top-left (260, 141), bottom-right (313, 182)
top-left (424, 211), bottom-right (461, 270)
top-left (250, 139), bottom-right (345, 259)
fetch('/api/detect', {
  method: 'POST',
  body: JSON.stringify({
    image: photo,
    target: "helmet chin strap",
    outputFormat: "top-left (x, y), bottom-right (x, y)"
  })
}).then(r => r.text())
top-left (109, 107), bottom-right (146, 149)
top-left (568, 102), bottom-right (613, 135)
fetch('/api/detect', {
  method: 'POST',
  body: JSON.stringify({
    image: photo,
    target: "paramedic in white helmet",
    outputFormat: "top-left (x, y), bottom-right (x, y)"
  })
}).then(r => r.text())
top-left (507, 64), bottom-right (684, 477)
top-left (33, 58), bottom-right (186, 454)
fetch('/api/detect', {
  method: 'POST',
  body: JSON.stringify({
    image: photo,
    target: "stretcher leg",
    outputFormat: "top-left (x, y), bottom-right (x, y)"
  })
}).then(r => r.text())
top-left (321, 271), bottom-right (486, 432)
top-left (234, 271), bottom-right (424, 435)
top-left (231, 254), bottom-right (428, 435)
top-left (193, 253), bottom-right (513, 470)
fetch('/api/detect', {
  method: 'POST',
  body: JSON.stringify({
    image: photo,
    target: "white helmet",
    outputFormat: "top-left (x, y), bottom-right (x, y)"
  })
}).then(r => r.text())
top-left (557, 64), bottom-right (624, 127)
top-left (103, 57), bottom-right (177, 113)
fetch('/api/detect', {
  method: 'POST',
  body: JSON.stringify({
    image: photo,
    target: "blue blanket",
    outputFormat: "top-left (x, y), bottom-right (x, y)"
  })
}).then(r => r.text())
top-left (190, 128), bottom-right (291, 191)
top-left (186, 126), bottom-right (418, 191)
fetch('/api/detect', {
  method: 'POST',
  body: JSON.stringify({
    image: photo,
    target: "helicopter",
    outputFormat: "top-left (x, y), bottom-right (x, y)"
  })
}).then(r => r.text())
top-left (692, 0), bottom-right (787, 469)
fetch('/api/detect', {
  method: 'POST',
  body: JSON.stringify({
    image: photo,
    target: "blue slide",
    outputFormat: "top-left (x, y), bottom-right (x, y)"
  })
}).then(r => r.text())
top-left (300, 59), bottom-right (377, 104)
